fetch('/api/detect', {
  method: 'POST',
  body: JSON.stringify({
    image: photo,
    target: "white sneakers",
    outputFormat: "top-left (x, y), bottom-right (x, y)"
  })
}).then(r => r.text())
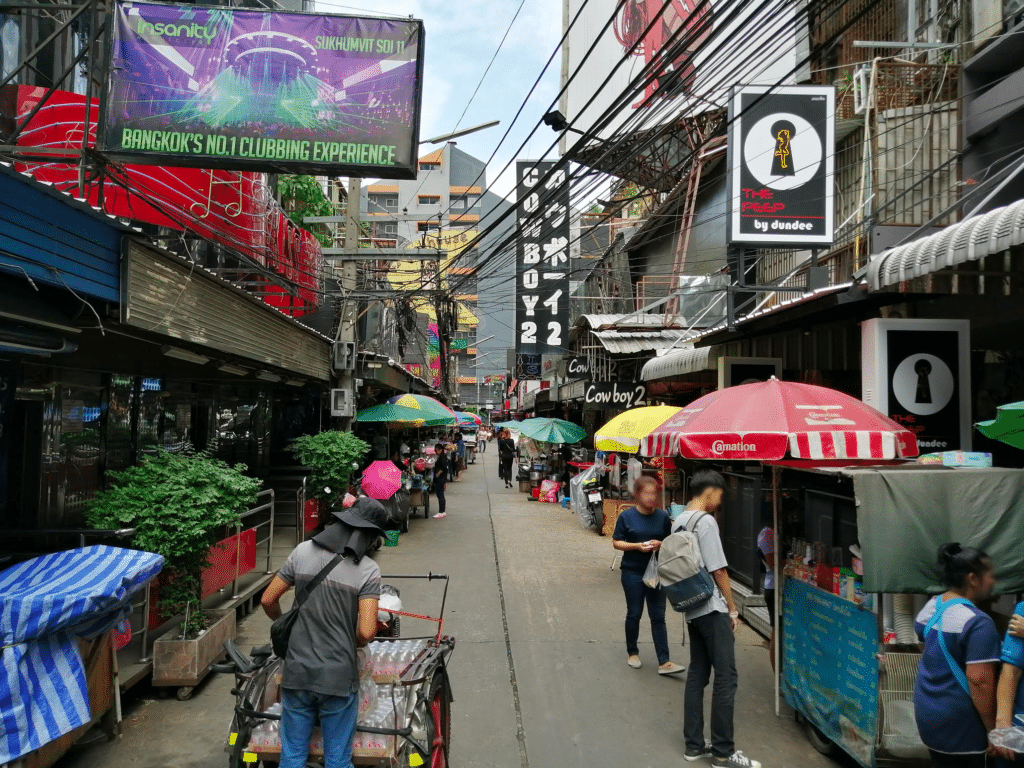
top-left (432, 512), bottom-right (447, 519)
top-left (627, 655), bottom-right (642, 668)
top-left (710, 751), bottom-right (762, 768)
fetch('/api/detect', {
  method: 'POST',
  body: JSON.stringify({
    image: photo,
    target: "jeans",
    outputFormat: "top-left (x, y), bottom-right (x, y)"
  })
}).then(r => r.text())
top-left (684, 611), bottom-right (737, 759)
top-left (280, 687), bottom-right (358, 768)
top-left (435, 479), bottom-right (446, 513)
top-left (620, 568), bottom-right (670, 665)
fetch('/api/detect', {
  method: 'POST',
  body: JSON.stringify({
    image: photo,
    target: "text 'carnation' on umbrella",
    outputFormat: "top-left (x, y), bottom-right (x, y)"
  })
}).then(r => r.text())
top-left (640, 378), bottom-right (918, 461)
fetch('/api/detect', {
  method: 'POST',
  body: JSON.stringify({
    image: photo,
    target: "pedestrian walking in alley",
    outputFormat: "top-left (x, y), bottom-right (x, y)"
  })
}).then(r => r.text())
top-left (259, 498), bottom-right (385, 768)
top-left (454, 432), bottom-right (466, 481)
top-left (611, 475), bottom-right (685, 676)
top-left (432, 443), bottom-right (449, 518)
top-left (498, 429), bottom-right (515, 488)
top-left (914, 543), bottom-right (1000, 768)
top-left (675, 470), bottom-right (760, 768)
top-left (477, 427), bottom-right (487, 452)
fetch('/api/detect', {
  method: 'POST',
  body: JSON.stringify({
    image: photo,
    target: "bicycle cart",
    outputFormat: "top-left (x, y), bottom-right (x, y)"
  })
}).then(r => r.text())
top-left (221, 573), bottom-right (454, 768)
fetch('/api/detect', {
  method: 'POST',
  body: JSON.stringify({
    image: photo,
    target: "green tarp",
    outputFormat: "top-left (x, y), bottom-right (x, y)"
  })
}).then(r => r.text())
top-left (846, 467), bottom-right (1024, 594)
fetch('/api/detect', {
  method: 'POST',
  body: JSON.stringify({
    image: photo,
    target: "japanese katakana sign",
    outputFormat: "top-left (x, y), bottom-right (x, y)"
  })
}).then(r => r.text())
top-left (515, 160), bottom-right (570, 362)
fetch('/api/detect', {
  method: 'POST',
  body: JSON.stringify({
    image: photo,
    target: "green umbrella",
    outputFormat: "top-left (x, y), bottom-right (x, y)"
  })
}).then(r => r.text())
top-left (510, 417), bottom-right (586, 445)
top-left (356, 403), bottom-right (431, 425)
top-left (976, 401), bottom-right (1024, 449)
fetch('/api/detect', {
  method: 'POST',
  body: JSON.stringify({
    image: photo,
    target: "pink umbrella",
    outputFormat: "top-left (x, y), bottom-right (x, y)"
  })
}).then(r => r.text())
top-left (640, 378), bottom-right (918, 461)
top-left (361, 460), bottom-right (403, 500)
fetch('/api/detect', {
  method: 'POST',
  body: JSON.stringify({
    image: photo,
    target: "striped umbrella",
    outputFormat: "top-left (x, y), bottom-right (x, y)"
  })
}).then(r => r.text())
top-left (387, 394), bottom-right (458, 425)
top-left (455, 411), bottom-right (482, 426)
top-left (641, 378), bottom-right (918, 461)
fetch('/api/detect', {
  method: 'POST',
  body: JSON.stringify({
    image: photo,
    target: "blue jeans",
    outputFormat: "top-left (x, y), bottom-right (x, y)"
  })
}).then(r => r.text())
top-left (620, 568), bottom-right (670, 664)
top-left (280, 687), bottom-right (358, 768)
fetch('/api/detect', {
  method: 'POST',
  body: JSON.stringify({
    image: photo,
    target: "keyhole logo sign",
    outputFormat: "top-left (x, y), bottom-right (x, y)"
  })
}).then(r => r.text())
top-left (770, 120), bottom-right (796, 176)
top-left (743, 112), bottom-right (822, 191)
top-left (892, 354), bottom-right (954, 416)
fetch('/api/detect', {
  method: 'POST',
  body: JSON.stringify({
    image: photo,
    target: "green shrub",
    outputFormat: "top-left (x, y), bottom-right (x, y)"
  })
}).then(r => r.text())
top-left (289, 430), bottom-right (369, 508)
top-left (86, 448), bottom-right (262, 637)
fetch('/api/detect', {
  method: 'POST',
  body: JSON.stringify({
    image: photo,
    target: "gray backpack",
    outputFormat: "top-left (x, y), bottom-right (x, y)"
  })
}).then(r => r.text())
top-left (658, 512), bottom-right (716, 612)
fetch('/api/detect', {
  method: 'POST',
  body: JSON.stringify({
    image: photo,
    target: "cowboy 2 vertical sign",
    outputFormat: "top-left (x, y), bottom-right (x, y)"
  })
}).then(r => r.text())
top-left (728, 85), bottom-right (835, 246)
top-left (516, 160), bottom-right (570, 361)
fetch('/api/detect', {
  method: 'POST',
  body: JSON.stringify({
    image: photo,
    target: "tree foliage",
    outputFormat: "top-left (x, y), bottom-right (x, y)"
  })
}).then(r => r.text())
top-left (85, 448), bottom-right (262, 637)
top-left (279, 174), bottom-right (334, 248)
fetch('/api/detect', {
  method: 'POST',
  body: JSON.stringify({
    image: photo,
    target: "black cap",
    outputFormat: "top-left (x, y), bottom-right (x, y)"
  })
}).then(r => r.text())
top-left (333, 497), bottom-right (388, 535)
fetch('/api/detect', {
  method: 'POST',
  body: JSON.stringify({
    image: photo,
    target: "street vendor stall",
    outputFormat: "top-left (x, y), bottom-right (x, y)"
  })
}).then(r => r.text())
top-left (0, 545), bottom-right (163, 767)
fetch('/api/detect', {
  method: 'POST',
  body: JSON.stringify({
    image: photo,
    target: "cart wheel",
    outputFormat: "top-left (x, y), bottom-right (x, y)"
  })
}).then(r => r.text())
top-left (803, 718), bottom-right (837, 756)
top-left (400, 514), bottom-right (409, 534)
top-left (176, 686), bottom-right (194, 701)
top-left (423, 493), bottom-right (430, 518)
top-left (413, 672), bottom-right (451, 768)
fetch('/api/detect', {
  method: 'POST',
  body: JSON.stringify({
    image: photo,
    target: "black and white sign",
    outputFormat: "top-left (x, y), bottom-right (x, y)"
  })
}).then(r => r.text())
top-left (566, 356), bottom-right (591, 380)
top-left (728, 85), bottom-right (835, 246)
top-left (583, 381), bottom-right (647, 410)
top-left (862, 319), bottom-right (971, 452)
top-left (515, 160), bottom-right (571, 357)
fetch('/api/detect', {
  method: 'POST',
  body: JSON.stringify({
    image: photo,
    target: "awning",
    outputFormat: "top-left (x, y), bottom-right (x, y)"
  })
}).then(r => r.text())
top-left (641, 345), bottom-right (721, 381)
top-left (866, 197), bottom-right (1024, 290)
top-left (593, 329), bottom-right (689, 354)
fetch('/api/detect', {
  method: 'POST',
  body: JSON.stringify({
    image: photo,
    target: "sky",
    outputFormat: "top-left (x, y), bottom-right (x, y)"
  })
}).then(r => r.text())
top-left (313, 0), bottom-right (565, 200)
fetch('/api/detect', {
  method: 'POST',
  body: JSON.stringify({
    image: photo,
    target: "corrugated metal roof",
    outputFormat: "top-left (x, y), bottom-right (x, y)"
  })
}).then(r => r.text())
top-left (578, 313), bottom-right (684, 330)
top-left (866, 198), bottom-right (1024, 289)
top-left (593, 329), bottom-right (689, 354)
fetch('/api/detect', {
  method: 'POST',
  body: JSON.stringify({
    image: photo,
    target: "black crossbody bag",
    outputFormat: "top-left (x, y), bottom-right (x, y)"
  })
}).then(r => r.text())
top-left (270, 553), bottom-right (343, 658)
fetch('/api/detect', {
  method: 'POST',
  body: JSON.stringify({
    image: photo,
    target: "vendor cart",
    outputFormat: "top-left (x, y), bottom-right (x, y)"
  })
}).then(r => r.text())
top-left (408, 457), bottom-right (434, 519)
top-left (222, 572), bottom-right (454, 768)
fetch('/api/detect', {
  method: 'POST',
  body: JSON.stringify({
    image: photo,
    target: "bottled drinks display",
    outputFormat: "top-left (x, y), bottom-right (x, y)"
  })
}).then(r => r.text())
top-left (783, 539), bottom-right (866, 606)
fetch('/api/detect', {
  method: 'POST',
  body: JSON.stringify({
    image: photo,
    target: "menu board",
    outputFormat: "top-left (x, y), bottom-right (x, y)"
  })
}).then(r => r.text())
top-left (782, 579), bottom-right (878, 767)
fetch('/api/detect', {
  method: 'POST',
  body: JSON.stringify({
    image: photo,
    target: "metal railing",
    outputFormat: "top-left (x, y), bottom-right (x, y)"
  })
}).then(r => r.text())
top-left (228, 489), bottom-right (276, 600)
top-left (296, 476), bottom-right (308, 544)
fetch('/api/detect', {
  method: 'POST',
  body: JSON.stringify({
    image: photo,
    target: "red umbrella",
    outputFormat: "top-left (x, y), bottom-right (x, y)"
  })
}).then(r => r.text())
top-left (361, 460), bottom-right (403, 500)
top-left (640, 378), bottom-right (918, 460)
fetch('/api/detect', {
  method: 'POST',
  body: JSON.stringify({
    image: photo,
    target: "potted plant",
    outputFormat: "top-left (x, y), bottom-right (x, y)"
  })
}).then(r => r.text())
top-left (290, 430), bottom-right (370, 515)
top-left (86, 447), bottom-right (262, 697)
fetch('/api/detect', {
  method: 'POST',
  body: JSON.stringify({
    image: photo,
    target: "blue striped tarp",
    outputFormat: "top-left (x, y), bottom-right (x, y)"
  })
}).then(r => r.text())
top-left (0, 545), bottom-right (163, 763)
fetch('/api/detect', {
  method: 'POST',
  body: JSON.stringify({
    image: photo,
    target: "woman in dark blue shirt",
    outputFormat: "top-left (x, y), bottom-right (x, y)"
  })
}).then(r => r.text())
top-left (612, 475), bottom-right (684, 675)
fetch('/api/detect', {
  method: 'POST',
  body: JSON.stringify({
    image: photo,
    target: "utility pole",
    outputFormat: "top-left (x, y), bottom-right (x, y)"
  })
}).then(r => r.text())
top-left (338, 176), bottom-right (361, 429)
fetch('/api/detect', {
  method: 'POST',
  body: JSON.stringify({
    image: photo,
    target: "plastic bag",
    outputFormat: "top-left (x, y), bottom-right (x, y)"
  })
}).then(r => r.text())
top-left (377, 592), bottom-right (402, 623)
top-left (642, 552), bottom-right (660, 588)
top-left (990, 727), bottom-right (1024, 753)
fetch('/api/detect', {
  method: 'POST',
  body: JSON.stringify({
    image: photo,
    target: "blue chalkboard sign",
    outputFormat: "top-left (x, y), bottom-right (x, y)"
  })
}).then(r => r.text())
top-left (782, 579), bottom-right (878, 767)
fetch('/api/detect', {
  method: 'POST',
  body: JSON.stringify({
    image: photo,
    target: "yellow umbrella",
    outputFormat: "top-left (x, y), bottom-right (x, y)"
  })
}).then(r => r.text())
top-left (594, 405), bottom-right (682, 453)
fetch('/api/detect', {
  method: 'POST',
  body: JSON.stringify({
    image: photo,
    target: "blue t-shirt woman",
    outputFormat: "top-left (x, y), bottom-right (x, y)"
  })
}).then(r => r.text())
top-left (611, 476), bottom-right (683, 676)
top-left (913, 543), bottom-right (1000, 768)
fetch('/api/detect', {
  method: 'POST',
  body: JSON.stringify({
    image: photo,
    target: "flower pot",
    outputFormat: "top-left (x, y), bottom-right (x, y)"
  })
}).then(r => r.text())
top-left (152, 608), bottom-right (236, 694)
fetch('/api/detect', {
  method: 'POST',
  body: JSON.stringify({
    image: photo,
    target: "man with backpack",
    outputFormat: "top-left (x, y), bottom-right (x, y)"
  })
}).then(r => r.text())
top-left (673, 470), bottom-right (761, 768)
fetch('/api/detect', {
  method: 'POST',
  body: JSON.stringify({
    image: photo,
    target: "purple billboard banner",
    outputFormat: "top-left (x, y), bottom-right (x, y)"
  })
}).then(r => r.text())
top-left (99, 1), bottom-right (424, 177)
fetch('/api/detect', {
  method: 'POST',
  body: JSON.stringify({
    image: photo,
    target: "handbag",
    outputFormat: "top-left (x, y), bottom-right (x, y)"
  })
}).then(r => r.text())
top-left (270, 553), bottom-right (343, 658)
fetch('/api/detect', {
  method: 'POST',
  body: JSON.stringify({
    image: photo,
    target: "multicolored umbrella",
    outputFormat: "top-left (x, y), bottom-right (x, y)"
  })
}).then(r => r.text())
top-left (594, 405), bottom-right (682, 453)
top-left (356, 403), bottom-right (428, 426)
top-left (455, 411), bottom-right (482, 426)
top-left (976, 401), bottom-right (1024, 449)
top-left (512, 417), bottom-right (586, 445)
top-left (361, 460), bottom-right (403, 500)
top-left (641, 378), bottom-right (918, 461)
top-left (387, 394), bottom-right (458, 425)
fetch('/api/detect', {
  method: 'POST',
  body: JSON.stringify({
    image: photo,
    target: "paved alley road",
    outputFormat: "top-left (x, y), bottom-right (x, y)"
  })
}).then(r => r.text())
top-left (57, 448), bottom-right (845, 768)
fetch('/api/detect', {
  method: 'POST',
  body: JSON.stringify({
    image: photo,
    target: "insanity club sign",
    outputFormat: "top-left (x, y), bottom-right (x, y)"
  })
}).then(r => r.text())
top-left (99, 2), bottom-right (424, 177)
top-left (728, 85), bottom-right (835, 246)
top-left (515, 160), bottom-right (570, 360)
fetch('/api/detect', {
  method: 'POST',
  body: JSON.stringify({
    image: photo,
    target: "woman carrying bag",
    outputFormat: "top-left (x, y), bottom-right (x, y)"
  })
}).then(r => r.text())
top-left (611, 475), bottom-right (685, 676)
